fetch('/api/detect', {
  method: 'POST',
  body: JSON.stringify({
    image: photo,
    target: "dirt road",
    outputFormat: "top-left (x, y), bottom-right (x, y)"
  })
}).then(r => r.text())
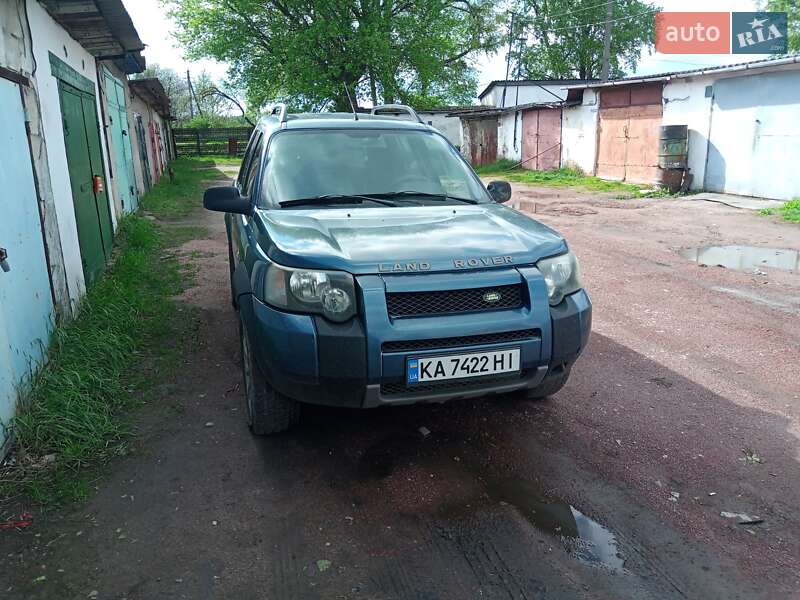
top-left (2, 179), bottom-right (799, 599)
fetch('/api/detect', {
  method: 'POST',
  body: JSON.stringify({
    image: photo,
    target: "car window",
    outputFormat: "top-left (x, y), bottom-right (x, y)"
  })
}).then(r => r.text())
top-left (259, 129), bottom-right (489, 207)
top-left (237, 131), bottom-right (259, 189)
top-left (241, 132), bottom-right (263, 196)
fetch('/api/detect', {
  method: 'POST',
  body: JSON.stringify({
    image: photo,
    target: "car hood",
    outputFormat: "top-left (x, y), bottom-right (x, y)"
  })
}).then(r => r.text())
top-left (254, 204), bottom-right (567, 275)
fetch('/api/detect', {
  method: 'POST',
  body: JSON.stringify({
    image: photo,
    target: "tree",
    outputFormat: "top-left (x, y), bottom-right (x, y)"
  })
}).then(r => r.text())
top-left (510, 0), bottom-right (660, 80)
top-left (136, 64), bottom-right (192, 121)
top-left (166, 0), bottom-right (502, 111)
top-left (761, 0), bottom-right (799, 51)
top-left (134, 64), bottom-right (254, 126)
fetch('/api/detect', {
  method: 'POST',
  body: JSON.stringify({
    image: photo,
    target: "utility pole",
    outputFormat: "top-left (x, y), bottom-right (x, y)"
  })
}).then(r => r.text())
top-left (600, 0), bottom-right (614, 81)
top-left (186, 70), bottom-right (194, 118)
top-left (500, 11), bottom-right (515, 109)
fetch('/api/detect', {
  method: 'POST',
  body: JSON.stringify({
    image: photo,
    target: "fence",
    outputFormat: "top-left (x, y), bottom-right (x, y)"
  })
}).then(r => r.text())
top-left (173, 127), bottom-right (254, 157)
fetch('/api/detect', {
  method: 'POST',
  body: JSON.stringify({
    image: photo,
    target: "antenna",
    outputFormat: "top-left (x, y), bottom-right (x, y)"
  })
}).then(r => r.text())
top-left (343, 82), bottom-right (359, 121)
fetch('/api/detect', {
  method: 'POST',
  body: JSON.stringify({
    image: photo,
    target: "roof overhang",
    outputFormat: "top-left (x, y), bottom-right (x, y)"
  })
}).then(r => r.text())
top-left (449, 100), bottom-right (579, 119)
top-left (129, 78), bottom-right (171, 118)
top-left (41, 0), bottom-right (146, 74)
top-left (478, 79), bottom-right (599, 100)
top-left (563, 54), bottom-right (800, 90)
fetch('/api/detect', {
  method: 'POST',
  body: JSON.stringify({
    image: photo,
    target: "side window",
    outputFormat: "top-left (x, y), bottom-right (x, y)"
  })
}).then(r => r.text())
top-left (237, 132), bottom-right (258, 189)
top-left (241, 133), bottom-right (263, 196)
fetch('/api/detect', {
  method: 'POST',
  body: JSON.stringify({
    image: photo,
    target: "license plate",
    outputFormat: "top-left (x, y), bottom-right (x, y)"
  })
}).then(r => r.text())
top-left (407, 348), bottom-right (520, 384)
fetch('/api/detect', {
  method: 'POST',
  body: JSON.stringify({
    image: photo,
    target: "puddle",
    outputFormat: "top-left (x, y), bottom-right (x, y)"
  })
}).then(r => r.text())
top-left (487, 478), bottom-right (625, 571)
top-left (680, 245), bottom-right (799, 272)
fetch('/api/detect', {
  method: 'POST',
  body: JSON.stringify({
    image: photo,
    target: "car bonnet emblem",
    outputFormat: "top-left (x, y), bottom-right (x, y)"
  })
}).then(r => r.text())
top-left (483, 290), bottom-right (502, 303)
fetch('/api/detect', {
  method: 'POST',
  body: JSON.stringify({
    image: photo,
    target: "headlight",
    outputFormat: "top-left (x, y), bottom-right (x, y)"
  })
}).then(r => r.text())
top-left (536, 251), bottom-right (583, 306)
top-left (260, 263), bottom-right (356, 322)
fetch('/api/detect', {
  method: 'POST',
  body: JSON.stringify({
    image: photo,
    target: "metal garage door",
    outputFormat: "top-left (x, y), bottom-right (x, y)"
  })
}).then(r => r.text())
top-left (521, 108), bottom-right (561, 170)
top-left (104, 69), bottom-right (139, 213)
top-left (705, 70), bottom-right (800, 200)
top-left (59, 81), bottom-right (114, 285)
top-left (0, 77), bottom-right (54, 448)
top-left (467, 117), bottom-right (498, 166)
top-left (596, 84), bottom-right (663, 184)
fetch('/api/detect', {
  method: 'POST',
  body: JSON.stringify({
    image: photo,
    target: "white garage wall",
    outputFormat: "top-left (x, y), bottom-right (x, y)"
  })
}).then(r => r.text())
top-left (482, 84), bottom-right (567, 108)
top-left (27, 0), bottom-right (116, 309)
top-left (497, 111), bottom-right (522, 161)
top-left (561, 89), bottom-right (598, 174)
top-left (663, 63), bottom-right (800, 194)
top-left (661, 77), bottom-right (713, 190)
top-left (418, 113), bottom-right (463, 147)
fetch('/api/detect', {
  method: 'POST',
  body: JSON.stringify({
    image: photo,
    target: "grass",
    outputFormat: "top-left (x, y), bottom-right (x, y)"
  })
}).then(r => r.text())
top-left (0, 157), bottom-right (227, 506)
top-left (141, 156), bottom-right (240, 219)
top-left (474, 161), bottom-right (671, 197)
top-left (760, 198), bottom-right (800, 223)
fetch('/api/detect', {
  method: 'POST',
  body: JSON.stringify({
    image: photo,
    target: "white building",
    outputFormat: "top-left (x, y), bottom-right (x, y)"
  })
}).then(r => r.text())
top-left (478, 79), bottom-right (595, 108)
top-left (562, 55), bottom-right (800, 197)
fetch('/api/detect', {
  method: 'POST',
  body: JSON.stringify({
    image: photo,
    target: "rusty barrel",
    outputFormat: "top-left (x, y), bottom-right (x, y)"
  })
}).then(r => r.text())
top-left (659, 125), bottom-right (688, 191)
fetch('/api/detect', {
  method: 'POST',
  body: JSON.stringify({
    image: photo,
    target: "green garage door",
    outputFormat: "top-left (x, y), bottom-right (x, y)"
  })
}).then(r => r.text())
top-left (57, 77), bottom-right (113, 285)
top-left (104, 69), bottom-right (138, 213)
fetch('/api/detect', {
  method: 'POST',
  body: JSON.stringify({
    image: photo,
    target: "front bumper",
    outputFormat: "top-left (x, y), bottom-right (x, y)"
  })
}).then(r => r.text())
top-left (242, 268), bottom-right (591, 408)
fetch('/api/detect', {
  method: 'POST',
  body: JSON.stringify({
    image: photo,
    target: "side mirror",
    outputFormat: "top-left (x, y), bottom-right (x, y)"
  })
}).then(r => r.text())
top-left (204, 186), bottom-right (252, 215)
top-left (487, 180), bottom-right (512, 203)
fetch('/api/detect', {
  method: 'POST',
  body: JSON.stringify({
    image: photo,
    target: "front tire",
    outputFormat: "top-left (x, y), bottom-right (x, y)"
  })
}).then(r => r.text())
top-left (239, 314), bottom-right (300, 434)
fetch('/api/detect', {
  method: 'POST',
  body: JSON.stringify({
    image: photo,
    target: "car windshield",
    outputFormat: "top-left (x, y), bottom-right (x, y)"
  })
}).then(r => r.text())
top-left (259, 129), bottom-right (490, 207)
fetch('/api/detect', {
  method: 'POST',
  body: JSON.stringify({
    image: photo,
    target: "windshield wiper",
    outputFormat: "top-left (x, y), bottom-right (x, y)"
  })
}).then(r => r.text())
top-left (279, 194), bottom-right (398, 208)
top-left (367, 190), bottom-right (479, 204)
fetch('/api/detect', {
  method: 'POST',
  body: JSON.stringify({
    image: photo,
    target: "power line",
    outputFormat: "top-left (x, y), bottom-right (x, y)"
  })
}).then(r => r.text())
top-left (522, 0), bottom-right (616, 24)
top-left (528, 6), bottom-right (659, 34)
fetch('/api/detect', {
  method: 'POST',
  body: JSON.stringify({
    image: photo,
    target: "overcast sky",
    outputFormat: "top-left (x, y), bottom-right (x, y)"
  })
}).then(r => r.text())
top-left (124, 0), bottom-right (767, 101)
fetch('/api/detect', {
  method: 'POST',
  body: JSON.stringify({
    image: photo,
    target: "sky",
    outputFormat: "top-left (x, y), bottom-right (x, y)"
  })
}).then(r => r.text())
top-left (124, 0), bottom-right (769, 102)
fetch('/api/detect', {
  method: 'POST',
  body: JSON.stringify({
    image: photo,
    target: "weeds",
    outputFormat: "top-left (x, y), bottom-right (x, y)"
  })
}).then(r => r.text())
top-left (0, 158), bottom-right (228, 505)
top-left (140, 156), bottom-right (239, 219)
top-left (760, 198), bottom-right (800, 223)
top-left (474, 162), bottom-right (647, 195)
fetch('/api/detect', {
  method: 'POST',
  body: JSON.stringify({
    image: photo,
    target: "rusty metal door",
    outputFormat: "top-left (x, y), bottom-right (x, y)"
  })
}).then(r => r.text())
top-left (468, 118), bottom-right (497, 166)
top-left (625, 104), bottom-right (662, 183)
top-left (596, 107), bottom-right (629, 181)
top-left (596, 84), bottom-right (662, 184)
top-left (522, 108), bottom-right (561, 170)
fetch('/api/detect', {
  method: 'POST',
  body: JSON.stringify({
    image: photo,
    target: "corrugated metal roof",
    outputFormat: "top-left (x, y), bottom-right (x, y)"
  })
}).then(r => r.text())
top-left (447, 100), bottom-right (578, 119)
top-left (41, 0), bottom-right (145, 73)
top-left (129, 78), bottom-right (171, 118)
top-left (478, 78), bottom-right (598, 99)
top-left (565, 54), bottom-right (800, 89)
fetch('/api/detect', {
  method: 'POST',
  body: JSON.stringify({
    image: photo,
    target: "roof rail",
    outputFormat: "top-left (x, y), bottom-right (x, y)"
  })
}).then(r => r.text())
top-left (270, 102), bottom-right (288, 125)
top-left (371, 104), bottom-right (423, 123)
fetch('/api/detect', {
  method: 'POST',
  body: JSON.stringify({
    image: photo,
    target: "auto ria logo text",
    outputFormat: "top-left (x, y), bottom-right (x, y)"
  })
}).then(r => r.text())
top-left (655, 12), bottom-right (788, 55)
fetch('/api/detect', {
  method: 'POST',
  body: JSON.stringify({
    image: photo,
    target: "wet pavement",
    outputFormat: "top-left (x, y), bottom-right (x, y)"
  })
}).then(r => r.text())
top-left (2, 180), bottom-right (800, 599)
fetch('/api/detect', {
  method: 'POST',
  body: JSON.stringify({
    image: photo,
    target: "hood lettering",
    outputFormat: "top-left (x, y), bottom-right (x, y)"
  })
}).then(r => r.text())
top-left (379, 262), bottom-right (431, 272)
top-left (454, 256), bottom-right (513, 268)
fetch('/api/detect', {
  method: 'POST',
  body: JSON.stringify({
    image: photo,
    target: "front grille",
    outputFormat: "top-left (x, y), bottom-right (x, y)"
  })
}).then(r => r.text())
top-left (386, 284), bottom-right (523, 318)
top-left (380, 369), bottom-right (530, 396)
top-left (381, 329), bottom-right (539, 353)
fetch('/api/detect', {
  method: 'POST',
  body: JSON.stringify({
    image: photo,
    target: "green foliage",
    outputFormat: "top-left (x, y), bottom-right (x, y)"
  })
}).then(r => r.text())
top-left (182, 114), bottom-right (252, 129)
top-left (474, 158), bottom-right (519, 174)
top-left (760, 198), bottom-right (800, 223)
top-left (510, 0), bottom-right (660, 79)
top-left (762, 0), bottom-right (800, 51)
top-left (0, 159), bottom-right (224, 505)
top-left (167, 0), bottom-right (502, 111)
top-left (476, 163), bottom-right (644, 194)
